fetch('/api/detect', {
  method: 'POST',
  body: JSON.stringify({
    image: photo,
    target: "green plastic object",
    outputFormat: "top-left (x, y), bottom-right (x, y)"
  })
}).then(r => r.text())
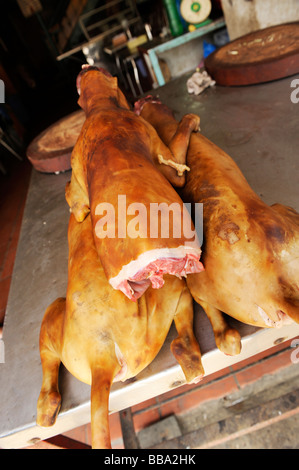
top-left (163, 0), bottom-right (184, 37)
top-left (192, 18), bottom-right (212, 29)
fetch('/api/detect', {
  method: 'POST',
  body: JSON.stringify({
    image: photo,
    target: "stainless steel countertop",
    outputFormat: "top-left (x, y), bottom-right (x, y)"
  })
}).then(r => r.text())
top-left (1, 73), bottom-right (299, 448)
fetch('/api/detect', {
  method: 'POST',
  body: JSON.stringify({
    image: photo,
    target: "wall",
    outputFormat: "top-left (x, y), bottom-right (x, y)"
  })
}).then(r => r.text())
top-left (221, 0), bottom-right (299, 40)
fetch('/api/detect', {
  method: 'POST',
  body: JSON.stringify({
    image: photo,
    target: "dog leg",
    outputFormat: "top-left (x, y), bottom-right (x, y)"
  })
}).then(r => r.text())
top-left (65, 172), bottom-right (90, 222)
top-left (167, 113), bottom-right (200, 166)
top-left (90, 361), bottom-right (120, 449)
top-left (197, 299), bottom-right (242, 356)
top-left (152, 114), bottom-right (200, 187)
top-left (37, 298), bottom-right (65, 427)
top-left (171, 285), bottom-right (205, 383)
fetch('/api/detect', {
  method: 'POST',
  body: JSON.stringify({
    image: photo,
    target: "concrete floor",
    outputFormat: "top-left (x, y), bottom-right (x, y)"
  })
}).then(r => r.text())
top-left (137, 358), bottom-right (299, 449)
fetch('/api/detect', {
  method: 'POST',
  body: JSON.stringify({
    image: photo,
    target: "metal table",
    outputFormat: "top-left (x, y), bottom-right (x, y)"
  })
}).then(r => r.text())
top-left (1, 73), bottom-right (299, 448)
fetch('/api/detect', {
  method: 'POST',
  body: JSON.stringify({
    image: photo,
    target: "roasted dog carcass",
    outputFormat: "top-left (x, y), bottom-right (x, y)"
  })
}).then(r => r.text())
top-left (66, 66), bottom-right (203, 301)
top-left (37, 214), bottom-right (204, 448)
top-left (136, 97), bottom-right (299, 353)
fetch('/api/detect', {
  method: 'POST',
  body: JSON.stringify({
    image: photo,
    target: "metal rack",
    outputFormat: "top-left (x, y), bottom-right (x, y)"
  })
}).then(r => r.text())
top-left (78, 0), bottom-right (141, 42)
top-left (57, 0), bottom-right (144, 61)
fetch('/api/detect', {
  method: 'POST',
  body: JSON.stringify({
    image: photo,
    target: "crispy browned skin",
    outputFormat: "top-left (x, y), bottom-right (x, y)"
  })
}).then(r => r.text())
top-left (37, 214), bottom-right (204, 449)
top-left (139, 101), bottom-right (299, 336)
top-left (66, 69), bottom-right (200, 286)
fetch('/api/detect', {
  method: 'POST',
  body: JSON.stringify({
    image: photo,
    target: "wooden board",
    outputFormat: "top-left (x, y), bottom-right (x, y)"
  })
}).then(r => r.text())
top-left (26, 110), bottom-right (85, 173)
top-left (204, 22), bottom-right (299, 86)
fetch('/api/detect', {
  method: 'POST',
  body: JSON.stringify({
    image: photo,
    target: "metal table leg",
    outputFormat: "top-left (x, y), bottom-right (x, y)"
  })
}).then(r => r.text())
top-left (119, 407), bottom-right (140, 449)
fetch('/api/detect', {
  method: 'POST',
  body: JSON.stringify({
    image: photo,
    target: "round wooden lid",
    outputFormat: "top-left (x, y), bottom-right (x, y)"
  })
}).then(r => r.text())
top-left (204, 22), bottom-right (299, 86)
top-left (27, 109), bottom-right (85, 173)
